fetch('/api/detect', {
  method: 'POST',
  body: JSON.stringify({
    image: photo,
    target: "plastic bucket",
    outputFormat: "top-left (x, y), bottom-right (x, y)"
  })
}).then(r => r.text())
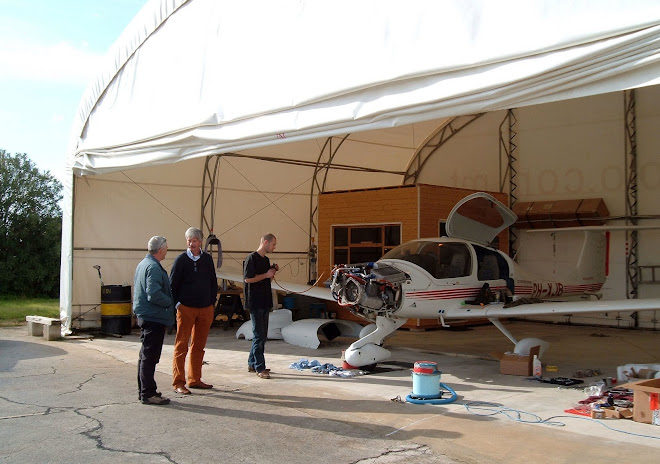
top-left (413, 361), bottom-right (439, 374)
top-left (101, 285), bottom-right (132, 335)
top-left (309, 302), bottom-right (326, 318)
top-left (411, 361), bottom-right (442, 398)
top-left (282, 296), bottom-right (296, 309)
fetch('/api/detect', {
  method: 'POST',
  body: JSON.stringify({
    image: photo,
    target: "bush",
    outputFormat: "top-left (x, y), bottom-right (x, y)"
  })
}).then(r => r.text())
top-left (0, 150), bottom-right (62, 297)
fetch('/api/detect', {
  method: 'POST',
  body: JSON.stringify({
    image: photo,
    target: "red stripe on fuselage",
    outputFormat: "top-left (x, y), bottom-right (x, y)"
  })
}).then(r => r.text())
top-left (407, 287), bottom-right (504, 301)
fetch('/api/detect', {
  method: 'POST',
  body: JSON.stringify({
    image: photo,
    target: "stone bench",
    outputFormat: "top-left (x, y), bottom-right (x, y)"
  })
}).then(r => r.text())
top-left (26, 316), bottom-right (62, 341)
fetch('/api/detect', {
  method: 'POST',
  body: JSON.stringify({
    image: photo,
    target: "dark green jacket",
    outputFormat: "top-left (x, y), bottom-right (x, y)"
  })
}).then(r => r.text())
top-left (133, 254), bottom-right (175, 327)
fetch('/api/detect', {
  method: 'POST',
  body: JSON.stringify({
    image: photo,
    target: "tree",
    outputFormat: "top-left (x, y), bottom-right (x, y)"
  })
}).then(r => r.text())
top-left (0, 149), bottom-right (63, 297)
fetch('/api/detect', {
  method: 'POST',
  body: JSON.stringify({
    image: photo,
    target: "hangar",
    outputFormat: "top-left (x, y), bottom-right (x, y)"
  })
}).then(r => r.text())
top-left (61, 0), bottom-right (660, 335)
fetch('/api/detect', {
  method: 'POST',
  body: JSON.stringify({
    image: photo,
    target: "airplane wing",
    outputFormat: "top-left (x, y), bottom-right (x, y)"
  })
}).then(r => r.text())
top-left (216, 267), bottom-right (334, 301)
top-left (444, 298), bottom-right (660, 319)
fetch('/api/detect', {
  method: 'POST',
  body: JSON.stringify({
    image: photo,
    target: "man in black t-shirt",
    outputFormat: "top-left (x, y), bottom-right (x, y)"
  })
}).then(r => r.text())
top-left (243, 233), bottom-right (278, 379)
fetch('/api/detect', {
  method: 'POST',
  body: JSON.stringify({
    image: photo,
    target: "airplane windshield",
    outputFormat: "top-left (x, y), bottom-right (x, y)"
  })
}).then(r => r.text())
top-left (382, 241), bottom-right (472, 279)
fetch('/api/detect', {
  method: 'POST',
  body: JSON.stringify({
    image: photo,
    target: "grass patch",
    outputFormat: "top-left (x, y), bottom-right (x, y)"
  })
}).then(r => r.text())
top-left (0, 298), bottom-right (59, 326)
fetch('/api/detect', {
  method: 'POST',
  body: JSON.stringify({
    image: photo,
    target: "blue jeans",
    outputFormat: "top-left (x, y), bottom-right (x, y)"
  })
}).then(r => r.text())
top-left (137, 319), bottom-right (166, 400)
top-left (248, 308), bottom-right (269, 373)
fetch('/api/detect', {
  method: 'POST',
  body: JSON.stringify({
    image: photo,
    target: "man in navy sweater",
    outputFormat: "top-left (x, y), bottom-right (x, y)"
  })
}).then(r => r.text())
top-left (170, 227), bottom-right (218, 394)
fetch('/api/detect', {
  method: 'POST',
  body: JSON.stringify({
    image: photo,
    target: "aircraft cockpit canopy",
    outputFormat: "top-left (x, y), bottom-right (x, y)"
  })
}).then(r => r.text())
top-left (382, 240), bottom-right (472, 279)
top-left (445, 192), bottom-right (517, 246)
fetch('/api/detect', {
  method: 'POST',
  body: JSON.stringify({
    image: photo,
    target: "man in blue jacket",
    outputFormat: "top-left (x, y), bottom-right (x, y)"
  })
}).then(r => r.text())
top-left (133, 236), bottom-right (175, 405)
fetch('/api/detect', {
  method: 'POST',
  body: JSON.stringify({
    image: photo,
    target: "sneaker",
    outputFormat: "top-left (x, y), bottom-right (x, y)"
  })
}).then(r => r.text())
top-left (142, 395), bottom-right (170, 405)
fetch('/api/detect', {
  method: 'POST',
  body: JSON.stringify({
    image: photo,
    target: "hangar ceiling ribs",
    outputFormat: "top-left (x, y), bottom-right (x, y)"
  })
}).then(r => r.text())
top-left (401, 114), bottom-right (485, 186)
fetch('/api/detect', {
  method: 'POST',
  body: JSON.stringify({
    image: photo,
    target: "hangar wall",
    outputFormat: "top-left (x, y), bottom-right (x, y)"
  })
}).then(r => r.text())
top-left (71, 158), bottom-right (204, 327)
top-left (70, 149), bottom-right (400, 328)
top-left (70, 87), bottom-right (660, 330)
top-left (415, 86), bottom-right (660, 328)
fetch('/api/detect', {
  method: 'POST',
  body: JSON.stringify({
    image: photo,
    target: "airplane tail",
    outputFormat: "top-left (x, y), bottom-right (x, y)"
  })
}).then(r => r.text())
top-left (566, 231), bottom-right (607, 285)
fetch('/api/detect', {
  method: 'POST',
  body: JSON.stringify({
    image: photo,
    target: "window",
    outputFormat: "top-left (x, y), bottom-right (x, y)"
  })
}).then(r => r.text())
top-left (333, 224), bottom-right (401, 265)
top-left (474, 244), bottom-right (508, 281)
top-left (382, 240), bottom-right (472, 279)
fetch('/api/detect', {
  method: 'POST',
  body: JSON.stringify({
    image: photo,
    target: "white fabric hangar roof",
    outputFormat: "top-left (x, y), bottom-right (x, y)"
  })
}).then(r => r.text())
top-left (68, 0), bottom-right (660, 176)
top-left (60, 0), bottom-right (660, 332)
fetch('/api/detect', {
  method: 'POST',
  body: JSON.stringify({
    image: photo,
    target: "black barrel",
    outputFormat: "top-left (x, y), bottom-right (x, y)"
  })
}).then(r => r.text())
top-left (101, 285), bottom-right (132, 335)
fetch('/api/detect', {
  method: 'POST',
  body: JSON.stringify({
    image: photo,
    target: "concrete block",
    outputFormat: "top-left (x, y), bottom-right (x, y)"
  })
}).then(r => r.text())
top-left (44, 324), bottom-right (61, 341)
top-left (25, 316), bottom-right (61, 341)
top-left (27, 321), bottom-right (41, 337)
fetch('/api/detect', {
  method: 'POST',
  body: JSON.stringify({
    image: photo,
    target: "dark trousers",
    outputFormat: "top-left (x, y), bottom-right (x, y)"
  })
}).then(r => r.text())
top-left (137, 318), bottom-right (166, 400)
top-left (248, 308), bottom-right (269, 373)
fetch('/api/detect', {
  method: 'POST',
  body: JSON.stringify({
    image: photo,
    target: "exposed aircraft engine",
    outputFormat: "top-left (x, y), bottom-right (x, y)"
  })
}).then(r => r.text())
top-left (330, 263), bottom-right (408, 314)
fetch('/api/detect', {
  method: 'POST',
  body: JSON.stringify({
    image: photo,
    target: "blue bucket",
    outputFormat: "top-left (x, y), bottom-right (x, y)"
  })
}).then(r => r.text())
top-left (309, 302), bottom-right (326, 318)
top-left (411, 361), bottom-right (442, 398)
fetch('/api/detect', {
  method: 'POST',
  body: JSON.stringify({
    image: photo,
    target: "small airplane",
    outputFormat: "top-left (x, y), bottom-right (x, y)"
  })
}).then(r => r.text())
top-left (219, 192), bottom-right (660, 368)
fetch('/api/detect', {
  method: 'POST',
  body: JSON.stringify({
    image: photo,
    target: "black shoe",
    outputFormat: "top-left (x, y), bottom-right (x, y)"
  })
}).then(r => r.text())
top-left (139, 391), bottom-right (162, 401)
top-left (142, 395), bottom-right (170, 405)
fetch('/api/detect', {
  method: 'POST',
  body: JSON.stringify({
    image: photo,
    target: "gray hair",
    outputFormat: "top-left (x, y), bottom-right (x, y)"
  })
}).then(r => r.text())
top-left (148, 236), bottom-right (167, 254)
top-left (185, 227), bottom-right (203, 241)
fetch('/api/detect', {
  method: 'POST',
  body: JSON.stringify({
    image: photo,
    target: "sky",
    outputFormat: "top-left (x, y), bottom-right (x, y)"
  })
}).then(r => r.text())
top-left (0, 0), bottom-right (148, 182)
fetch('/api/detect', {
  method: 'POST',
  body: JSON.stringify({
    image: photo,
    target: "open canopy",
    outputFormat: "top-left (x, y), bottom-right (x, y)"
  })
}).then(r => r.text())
top-left (446, 192), bottom-right (518, 246)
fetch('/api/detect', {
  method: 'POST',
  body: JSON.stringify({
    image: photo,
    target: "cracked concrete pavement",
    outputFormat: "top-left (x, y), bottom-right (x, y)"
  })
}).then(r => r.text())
top-left (1, 320), bottom-right (659, 463)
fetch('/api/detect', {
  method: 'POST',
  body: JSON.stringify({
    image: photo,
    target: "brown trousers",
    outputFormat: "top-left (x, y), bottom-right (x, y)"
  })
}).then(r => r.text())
top-left (172, 304), bottom-right (214, 387)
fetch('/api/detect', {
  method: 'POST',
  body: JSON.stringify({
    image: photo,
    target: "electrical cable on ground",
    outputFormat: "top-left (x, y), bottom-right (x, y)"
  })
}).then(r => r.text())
top-left (459, 401), bottom-right (660, 440)
top-left (387, 400), bottom-right (660, 441)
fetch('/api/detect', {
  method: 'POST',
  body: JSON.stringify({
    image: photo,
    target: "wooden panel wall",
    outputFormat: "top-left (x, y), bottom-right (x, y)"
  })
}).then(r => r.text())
top-left (317, 185), bottom-right (419, 279)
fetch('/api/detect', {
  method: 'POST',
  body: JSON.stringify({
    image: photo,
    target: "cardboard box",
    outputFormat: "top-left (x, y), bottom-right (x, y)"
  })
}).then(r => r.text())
top-left (590, 408), bottom-right (631, 420)
top-left (491, 345), bottom-right (540, 376)
top-left (512, 201), bottom-right (534, 229)
top-left (619, 378), bottom-right (660, 424)
top-left (617, 407), bottom-right (634, 420)
top-left (550, 199), bottom-right (583, 228)
top-left (527, 201), bottom-right (555, 229)
top-left (634, 368), bottom-right (659, 379)
top-left (577, 198), bottom-right (609, 226)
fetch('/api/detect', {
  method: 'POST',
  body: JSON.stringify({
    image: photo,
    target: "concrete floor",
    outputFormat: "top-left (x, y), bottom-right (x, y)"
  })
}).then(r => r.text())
top-left (2, 319), bottom-right (660, 463)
